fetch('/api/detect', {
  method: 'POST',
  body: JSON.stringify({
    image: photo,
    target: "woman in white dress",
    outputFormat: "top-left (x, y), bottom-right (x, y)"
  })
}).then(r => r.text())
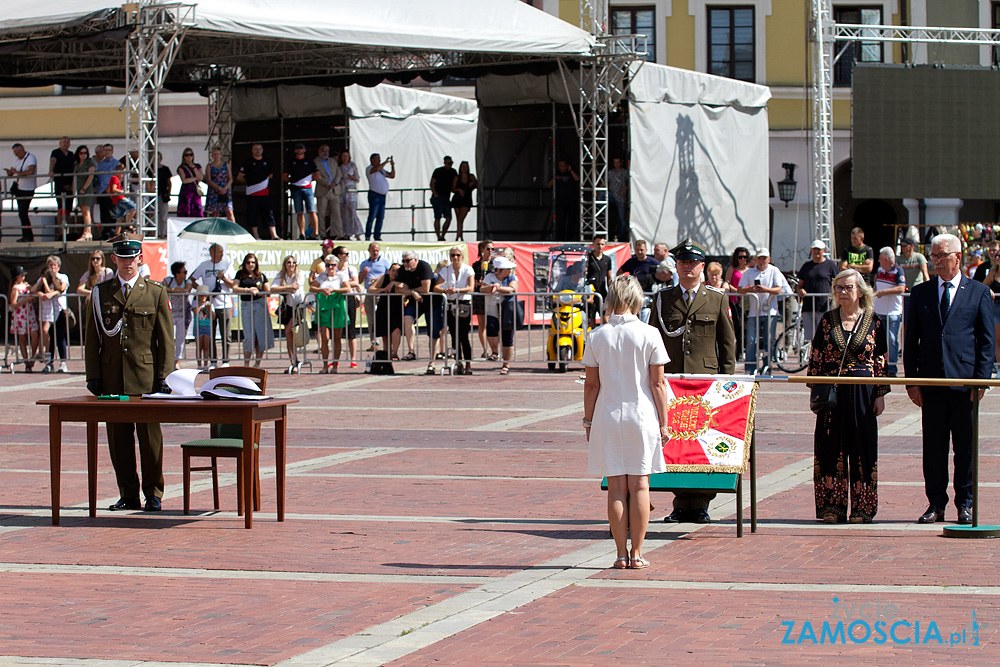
top-left (583, 275), bottom-right (670, 570)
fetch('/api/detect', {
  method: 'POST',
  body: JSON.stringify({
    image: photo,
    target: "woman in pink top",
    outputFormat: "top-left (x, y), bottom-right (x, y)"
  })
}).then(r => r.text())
top-left (726, 246), bottom-right (750, 359)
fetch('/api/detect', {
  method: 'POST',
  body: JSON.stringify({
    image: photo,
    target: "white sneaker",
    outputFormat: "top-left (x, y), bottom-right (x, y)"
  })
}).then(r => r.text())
top-left (57, 362), bottom-right (68, 373)
top-left (220, 362), bottom-right (229, 368)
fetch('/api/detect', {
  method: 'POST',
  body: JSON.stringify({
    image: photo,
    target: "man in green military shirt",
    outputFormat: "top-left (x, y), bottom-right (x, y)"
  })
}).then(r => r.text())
top-left (650, 239), bottom-right (736, 523)
top-left (85, 233), bottom-right (173, 512)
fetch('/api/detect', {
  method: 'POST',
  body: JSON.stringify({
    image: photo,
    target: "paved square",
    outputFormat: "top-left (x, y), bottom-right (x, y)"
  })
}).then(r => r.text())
top-left (0, 361), bottom-right (997, 666)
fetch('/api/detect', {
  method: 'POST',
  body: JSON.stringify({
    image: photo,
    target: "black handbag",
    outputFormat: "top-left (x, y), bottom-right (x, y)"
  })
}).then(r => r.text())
top-left (809, 315), bottom-right (859, 414)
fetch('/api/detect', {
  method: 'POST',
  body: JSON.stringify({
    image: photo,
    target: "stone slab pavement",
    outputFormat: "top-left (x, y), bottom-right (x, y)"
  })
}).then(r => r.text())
top-left (0, 360), bottom-right (998, 666)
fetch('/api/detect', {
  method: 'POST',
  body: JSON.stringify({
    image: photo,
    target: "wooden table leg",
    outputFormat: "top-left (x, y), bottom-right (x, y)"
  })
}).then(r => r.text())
top-left (49, 406), bottom-right (61, 526)
top-left (276, 408), bottom-right (286, 522)
top-left (243, 408), bottom-right (255, 529)
top-left (87, 421), bottom-right (99, 517)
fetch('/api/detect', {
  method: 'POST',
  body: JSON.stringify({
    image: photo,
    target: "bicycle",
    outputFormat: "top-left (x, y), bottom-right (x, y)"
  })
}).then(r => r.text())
top-left (770, 277), bottom-right (811, 374)
top-left (772, 310), bottom-right (811, 373)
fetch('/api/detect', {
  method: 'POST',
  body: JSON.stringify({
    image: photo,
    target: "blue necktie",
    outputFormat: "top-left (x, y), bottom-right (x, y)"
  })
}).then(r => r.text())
top-left (939, 282), bottom-right (951, 323)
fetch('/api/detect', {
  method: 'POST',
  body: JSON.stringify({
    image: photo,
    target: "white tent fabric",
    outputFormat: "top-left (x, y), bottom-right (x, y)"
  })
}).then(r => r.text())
top-left (628, 63), bottom-right (771, 255)
top-left (0, 0), bottom-right (595, 55)
top-left (345, 85), bottom-right (479, 239)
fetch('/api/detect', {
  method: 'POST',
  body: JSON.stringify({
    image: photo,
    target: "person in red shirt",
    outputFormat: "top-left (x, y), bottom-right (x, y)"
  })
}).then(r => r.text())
top-left (106, 169), bottom-right (137, 236)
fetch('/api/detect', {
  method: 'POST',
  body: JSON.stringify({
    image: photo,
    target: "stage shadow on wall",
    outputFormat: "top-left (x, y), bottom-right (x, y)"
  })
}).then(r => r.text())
top-left (656, 114), bottom-right (754, 250)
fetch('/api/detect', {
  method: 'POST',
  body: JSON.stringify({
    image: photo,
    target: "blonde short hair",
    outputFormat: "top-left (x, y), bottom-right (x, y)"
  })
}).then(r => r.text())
top-left (605, 275), bottom-right (644, 315)
top-left (831, 269), bottom-right (874, 312)
top-left (449, 245), bottom-right (465, 261)
top-left (706, 261), bottom-right (723, 276)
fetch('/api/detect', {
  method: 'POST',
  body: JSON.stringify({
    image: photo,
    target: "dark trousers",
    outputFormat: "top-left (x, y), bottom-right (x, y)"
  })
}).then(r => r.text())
top-left (107, 421), bottom-right (164, 501)
top-left (554, 202), bottom-right (578, 241)
top-left (11, 183), bottom-right (34, 239)
top-left (673, 491), bottom-right (717, 512)
top-left (48, 311), bottom-right (68, 361)
top-left (921, 387), bottom-right (975, 510)
top-left (448, 308), bottom-right (472, 361)
top-left (212, 307), bottom-right (231, 364)
top-left (365, 191), bottom-right (386, 240)
top-left (98, 193), bottom-right (114, 236)
top-left (246, 195), bottom-right (275, 232)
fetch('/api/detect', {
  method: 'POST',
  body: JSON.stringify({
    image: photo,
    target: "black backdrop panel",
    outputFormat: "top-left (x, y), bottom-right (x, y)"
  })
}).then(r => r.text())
top-left (232, 115), bottom-right (347, 235)
top-left (852, 65), bottom-right (1000, 200)
top-left (476, 104), bottom-right (578, 241)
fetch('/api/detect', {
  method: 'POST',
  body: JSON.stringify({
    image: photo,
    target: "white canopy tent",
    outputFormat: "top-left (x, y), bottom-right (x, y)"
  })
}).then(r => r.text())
top-left (345, 85), bottom-right (479, 238)
top-left (628, 63), bottom-right (771, 255)
top-left (0, 1), bottom-right (595, 64)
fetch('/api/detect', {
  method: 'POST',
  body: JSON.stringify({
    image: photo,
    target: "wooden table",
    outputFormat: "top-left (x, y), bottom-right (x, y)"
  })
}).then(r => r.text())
top-left (37, 396), bottom-right (298, 528)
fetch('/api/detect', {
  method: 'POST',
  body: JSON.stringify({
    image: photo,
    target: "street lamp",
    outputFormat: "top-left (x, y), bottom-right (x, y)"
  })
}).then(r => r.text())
top-left (777, 163), bottom-right (797, 207)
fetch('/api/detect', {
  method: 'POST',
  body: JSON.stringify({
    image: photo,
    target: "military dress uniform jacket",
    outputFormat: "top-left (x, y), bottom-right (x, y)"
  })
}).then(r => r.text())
top-left (85, 276), bottom-right (174, 395)
top-left (651, 283), bottom-right (737, 374)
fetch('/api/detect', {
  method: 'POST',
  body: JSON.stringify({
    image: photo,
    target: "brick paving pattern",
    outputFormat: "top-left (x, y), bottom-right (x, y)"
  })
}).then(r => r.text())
top-left (0, 361), bottom-right (997, 666)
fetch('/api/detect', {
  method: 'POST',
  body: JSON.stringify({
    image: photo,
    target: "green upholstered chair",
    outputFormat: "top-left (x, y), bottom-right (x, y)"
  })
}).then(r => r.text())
top-left (180, 367), bottom-right (268, 515)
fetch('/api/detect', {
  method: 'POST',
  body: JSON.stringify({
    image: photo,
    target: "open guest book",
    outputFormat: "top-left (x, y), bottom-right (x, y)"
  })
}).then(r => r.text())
top-left (142, 369), bottom-right (271, 400)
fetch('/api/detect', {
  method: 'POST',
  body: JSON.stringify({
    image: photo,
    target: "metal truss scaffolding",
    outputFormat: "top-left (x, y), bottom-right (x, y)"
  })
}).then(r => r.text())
top-left (576, 0), bottom-right (644, 240)
top-left (206, 71), bottom-right (239, 161)
top-left (810, 0), bottom-right (1000, 248)
top-left (577, 39), bottom-right (640, 240)
top-left (122, 1), bottom-right (195, 235)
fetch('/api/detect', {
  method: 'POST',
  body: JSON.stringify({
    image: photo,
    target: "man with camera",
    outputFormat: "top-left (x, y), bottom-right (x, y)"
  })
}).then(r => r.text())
top-left (190, 243), bottom-right (236, 367)
top-left (737, 248), bottom-right (792, 374)
top-left (365, 153), bottom-right (395, 241)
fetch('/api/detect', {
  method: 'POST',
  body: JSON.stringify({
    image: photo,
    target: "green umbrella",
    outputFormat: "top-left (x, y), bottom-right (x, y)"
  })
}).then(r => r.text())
top-left (177, 218), bottom-right (255, 244)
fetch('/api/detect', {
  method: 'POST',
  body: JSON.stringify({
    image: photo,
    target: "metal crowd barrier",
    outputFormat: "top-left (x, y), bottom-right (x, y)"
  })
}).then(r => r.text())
top-left (0, 283), bottom-right (917, 377)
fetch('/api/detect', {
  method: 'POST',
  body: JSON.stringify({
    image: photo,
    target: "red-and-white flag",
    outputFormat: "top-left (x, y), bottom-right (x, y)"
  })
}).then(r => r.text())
top-left (661, 378), bottom-right (757, 473)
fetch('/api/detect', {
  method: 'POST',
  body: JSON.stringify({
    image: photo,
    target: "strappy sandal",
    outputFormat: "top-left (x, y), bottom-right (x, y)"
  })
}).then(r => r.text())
top-left (499, 366), bottom-right (509, 375)
top-left (425, 365), bottom-right (436, 375)
top-left (612, 556), bottom-right (629, 570)
top-left (402, 352), bottom-right (416, 361)
top-left (487, 353), bottom-right (499, 361)
top-left (434, 352), bottom-right (446, 360)
top-left (629, 556), bottom-right (650, 569)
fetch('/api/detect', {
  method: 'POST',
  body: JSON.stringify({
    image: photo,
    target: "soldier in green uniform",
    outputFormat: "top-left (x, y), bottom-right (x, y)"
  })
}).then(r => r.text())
top-left (650, 239), bottom-right (736, 523)
top-left (85, 233), bottom-right (173, 511)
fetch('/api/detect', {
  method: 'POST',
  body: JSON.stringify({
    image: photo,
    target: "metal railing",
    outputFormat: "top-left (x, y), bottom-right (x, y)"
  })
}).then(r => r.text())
top-left (2, 169), bottom-right (147, 243)
top-left (1, 285), bottom-right (921, 377)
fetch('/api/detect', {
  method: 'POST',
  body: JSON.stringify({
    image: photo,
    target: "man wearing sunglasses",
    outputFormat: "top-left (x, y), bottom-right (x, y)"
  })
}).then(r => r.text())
top-left (905, 233), bottom-right (995, 525)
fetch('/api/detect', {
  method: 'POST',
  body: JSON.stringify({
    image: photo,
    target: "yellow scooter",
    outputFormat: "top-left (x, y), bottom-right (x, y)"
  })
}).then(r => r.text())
top-left (547, 290), bottom-right (588, 373)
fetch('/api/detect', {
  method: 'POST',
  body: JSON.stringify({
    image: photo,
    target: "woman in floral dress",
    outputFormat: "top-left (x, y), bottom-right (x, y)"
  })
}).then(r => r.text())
top-left (808, 268), bottom-right (889, 524)
top-left (8, 266), bottom-right (39, 371)
top-left (203, 146), bottom-right (234, 221)
top-left (338, 149), bottom-right (363, 239)
top-left (176, 147), bottom-right (204, 217)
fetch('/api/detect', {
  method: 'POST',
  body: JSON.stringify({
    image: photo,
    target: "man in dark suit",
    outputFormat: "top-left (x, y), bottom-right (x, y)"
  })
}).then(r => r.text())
top-left (85, 233), bottom-right (173, 512)
top-left (904, 233), bottom-right (995, 524)
top-left (651, 239), bottom-right (737, 523)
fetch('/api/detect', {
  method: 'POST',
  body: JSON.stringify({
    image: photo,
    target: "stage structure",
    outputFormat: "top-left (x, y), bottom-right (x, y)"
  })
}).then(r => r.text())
top-left (476, 64), bottom-right (770, 253)
top-left (0, 0), bottom-right (647, 240)
top-left (810, 0), bottom-right (1000, 249)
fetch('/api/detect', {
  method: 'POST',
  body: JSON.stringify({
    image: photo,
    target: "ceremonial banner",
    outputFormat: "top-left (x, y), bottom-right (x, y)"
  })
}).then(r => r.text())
top-left (661, 378), bottom-right (758, 473)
